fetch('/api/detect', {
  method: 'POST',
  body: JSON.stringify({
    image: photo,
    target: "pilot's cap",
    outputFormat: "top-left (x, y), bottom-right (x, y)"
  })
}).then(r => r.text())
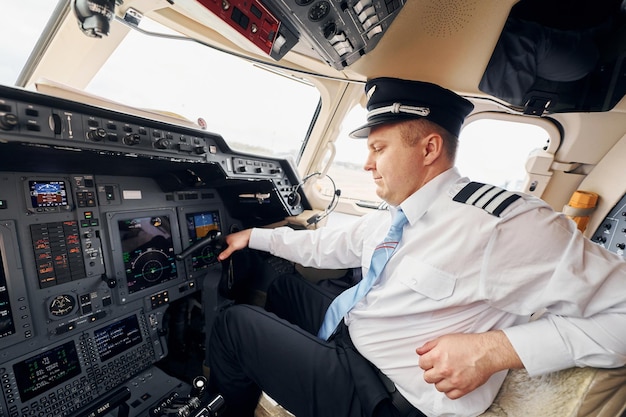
top-left (349, 77), bottom-right (474, 139)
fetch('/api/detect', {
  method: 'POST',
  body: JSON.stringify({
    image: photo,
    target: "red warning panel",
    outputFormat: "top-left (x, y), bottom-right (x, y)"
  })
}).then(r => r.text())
top-left (196, 0), bottom-right (280, 55)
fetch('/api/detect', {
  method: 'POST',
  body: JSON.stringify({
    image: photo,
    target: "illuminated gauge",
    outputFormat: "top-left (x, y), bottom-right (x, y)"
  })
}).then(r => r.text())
top-left (49, 294), bottom-right (76, 317)
top-left (131, 248), bottom-right (171, 282)
top-left (295, 0), bottom-right (314, 5)
top-left (195, 246), bottom-right (217, 268)
top-left (308, 1), bottom-right (331, 21)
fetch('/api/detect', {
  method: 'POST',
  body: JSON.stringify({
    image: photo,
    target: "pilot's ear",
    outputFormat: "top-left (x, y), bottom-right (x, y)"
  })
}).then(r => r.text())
top-left (422, 133), bottom-right (444, 165)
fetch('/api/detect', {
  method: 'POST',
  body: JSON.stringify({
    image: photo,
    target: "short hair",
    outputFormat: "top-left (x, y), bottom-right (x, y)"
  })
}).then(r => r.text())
top-left (397, 119), bottom-right (458, 163)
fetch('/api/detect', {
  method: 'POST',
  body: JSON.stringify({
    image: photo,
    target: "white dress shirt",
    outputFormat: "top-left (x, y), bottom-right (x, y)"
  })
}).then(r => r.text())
top-left (249, 167), bottom-right (626, 417)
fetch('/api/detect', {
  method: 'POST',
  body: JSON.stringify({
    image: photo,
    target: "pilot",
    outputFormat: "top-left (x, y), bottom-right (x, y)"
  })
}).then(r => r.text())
top-left (208, 77), bottom-right (626, 417)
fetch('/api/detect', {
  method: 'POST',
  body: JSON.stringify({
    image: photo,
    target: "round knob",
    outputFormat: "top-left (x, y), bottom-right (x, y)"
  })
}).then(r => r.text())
top-left (0, 113), bottom-right (18, 130)
top-left (191, 376), bottom-right (207, 397)
top-left (101, 274), bottom-right (117, 288)
top-left (87, 128), bottom-right (107, 141)
top-left (154, 138), bottom-right (171, 149)
top-left (50, 114), bottom-right (63, 134)
top-left (123, 133), bottom-right (141, 146)
top-left (323, 22), bottom-right (337, 39)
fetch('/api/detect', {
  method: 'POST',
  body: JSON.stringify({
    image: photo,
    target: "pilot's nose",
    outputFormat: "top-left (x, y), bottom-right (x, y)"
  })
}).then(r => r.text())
top-left (364, 152), bottom-right (375, 172)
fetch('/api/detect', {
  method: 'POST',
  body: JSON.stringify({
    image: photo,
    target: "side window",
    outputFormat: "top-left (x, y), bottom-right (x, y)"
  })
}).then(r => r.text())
top-left (325, 106), bottom-right (550, 207)
top-left (456, 119), bottom-right (550, 191)
top-left (323, 105), bottom-right (378, 205)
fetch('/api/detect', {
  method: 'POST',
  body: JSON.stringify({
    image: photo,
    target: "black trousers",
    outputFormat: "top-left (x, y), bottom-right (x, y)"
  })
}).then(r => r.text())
top-left (207, 273), bottom-right (410, 417)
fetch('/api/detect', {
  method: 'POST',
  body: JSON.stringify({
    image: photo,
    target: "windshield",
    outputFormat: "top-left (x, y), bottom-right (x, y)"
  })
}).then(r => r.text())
top-left (86, 17), bottom-right (320, 160)
top-left (0, 1), bottom-right (59, 85)
top-left (0, 1), bottom-right (321, 162)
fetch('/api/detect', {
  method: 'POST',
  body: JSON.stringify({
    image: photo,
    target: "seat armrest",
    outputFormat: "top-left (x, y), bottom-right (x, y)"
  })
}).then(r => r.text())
top-left (481, 366), bottom-right (626, 417)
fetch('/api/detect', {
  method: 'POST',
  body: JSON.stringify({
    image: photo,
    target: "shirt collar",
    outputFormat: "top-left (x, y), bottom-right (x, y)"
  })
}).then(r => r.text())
top-left (395, 167), bottom-right (462, 225)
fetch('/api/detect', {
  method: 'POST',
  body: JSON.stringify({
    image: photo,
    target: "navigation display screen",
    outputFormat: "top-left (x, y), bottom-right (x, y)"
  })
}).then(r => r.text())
top-left (94, 315), bottom-right (143, 362)
top-left (119, 215), bottom-right (178, 294)
top-left (28, 180), bottom-right (68, 208)
top-left (186, 210), bottom-right (221, 270)
top-left (0, 250), bottom-right (16, 339)
top-left (13, 341), bottom-right (82, 402)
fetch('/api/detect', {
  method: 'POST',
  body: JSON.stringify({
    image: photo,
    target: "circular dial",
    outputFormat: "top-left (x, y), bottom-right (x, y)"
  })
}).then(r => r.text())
top-left (49, 294), bottom-right (76, 317)
top-left (308, 1), bottom-right (331, 21)
top-left (131, 248), bottom-right (171, 282)
top-left (192, 243), bottom-right (218, 269)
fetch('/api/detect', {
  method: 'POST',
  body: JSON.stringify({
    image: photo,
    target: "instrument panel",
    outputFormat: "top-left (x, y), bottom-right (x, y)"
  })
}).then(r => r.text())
top-left (0, 169), bottom-right (232, 416)
top-left (591, 193), bottom-right (626, 260)
top-left (0, 84), bottom-right (309, 417)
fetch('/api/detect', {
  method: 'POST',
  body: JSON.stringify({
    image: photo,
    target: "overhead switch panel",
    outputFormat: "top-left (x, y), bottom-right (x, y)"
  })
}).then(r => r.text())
top-left (261, 0), bottom-right (406, 68)
top-left (194, 0), bottom-right (406, 69)
top-left (196, 0), bottom-right (298, 61)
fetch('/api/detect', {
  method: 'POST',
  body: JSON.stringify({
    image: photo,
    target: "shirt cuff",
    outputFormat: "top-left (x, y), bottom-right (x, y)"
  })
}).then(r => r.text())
top-left (249, 227), bottom-right (274, 252)
top-left (503, 319), bottom-right (576, 376)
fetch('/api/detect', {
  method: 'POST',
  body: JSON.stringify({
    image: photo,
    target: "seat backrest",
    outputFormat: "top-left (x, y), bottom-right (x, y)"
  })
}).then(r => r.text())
top-left (480, 366), bottom-right (626, 417)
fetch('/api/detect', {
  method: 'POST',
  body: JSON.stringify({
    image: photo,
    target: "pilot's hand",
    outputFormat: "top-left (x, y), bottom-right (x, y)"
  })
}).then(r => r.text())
top-left (416, 330), bottom-right (522, 399)
top-left (217, 229), bottom-right (253, 261)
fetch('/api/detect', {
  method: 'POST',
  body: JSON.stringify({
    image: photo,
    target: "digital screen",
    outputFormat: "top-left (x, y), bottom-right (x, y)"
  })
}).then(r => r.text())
top-left (119, 215), bottom-right (178, 294)
top-left (186, 211), bottom-right (221, 270)
top-left (28, 180), bottom-right (68, 208)
top-left (94, 315), bottom-right (143, 362)
top-left (31, 221), bottom-right (85, 288)
top-left (13, 341), bottom-right (82, 402)
top-left (0, 250), bottom-right (16, 339)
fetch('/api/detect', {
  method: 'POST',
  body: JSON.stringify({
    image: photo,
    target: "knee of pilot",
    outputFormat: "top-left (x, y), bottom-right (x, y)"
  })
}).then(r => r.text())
top-left (213, 304), bottom-right (261, 336)
top-left (211, 305), bottom-right (242, 340)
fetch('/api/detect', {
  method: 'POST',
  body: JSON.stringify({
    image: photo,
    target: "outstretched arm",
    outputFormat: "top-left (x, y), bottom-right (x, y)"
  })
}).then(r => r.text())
top-left (416, 330), bottom-right (523, 399)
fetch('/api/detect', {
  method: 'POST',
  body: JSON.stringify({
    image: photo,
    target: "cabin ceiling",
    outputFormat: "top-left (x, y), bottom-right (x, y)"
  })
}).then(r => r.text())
top-left (163, 0), bottom-right (515, 92)
top-left (147, 0), bottom-right (626, 114)
top-left (21, 0), bottom-right (626, 116)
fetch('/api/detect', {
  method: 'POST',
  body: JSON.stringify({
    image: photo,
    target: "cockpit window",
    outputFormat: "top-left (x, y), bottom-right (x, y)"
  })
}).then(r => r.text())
top-left (0, 1), bottom-right (59, 86)
top-left (456, 119), bottom-right (549, 190)
top-left (0, 4), bottom-right (320, 162)
top-left (85, 17), bottom-right (321, 161)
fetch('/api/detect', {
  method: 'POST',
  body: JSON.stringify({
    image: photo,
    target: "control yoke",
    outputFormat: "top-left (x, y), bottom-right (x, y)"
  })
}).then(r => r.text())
top-left (176, 230), bottom-right (223, 261)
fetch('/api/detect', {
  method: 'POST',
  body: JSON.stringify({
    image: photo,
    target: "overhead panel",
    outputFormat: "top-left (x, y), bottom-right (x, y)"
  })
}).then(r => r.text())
top-left (193, 0), bottom-right (407, 69)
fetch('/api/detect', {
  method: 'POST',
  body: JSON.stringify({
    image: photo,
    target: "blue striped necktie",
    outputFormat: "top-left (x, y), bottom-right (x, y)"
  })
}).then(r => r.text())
top-left (317, 209), bottom-right (409, 340)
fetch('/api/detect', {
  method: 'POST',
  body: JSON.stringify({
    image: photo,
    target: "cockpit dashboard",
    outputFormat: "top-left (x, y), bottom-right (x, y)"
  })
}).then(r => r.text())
top-left (0, 84), bottom-right (307, 417)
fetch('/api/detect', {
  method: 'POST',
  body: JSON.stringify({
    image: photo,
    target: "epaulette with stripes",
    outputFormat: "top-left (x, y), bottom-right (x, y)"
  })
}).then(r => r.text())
top-left (452, 182), bottom-right (522, 217)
